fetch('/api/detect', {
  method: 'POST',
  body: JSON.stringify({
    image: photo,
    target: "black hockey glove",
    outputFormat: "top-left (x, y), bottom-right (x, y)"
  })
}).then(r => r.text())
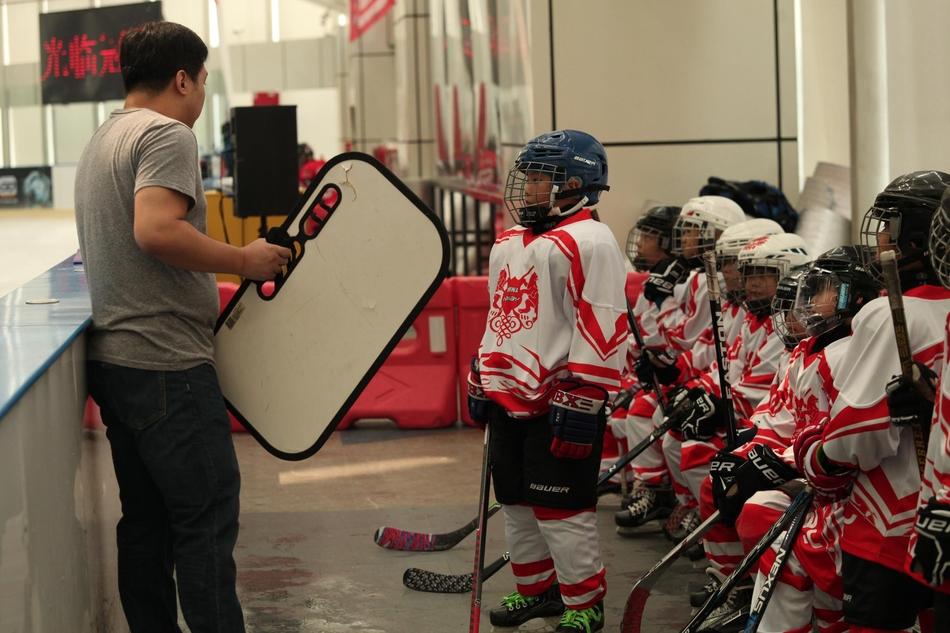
top-left (667, 386), bottom-right (723, 441)
top-left (466, 357), bottom-right (491, 426)
top-left (635, 349), bottom-right (680, 386)
top-left (886, 361), bottom-right (938, 427)
top-left (710, 444), bottom-right (800, 526)
top-left (549, 383), bottom-right (608, 460)
top-left (912, 497), bottom-right (950, 587)
top-left (643, 258), bottom-right (689, 306)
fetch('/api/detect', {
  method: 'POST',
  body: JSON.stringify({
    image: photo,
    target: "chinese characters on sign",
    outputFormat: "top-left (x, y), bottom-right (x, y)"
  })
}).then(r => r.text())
top-left (41, 32), bottom-right (125, 82)
top-left (40, 2), bottom-right (163, 104)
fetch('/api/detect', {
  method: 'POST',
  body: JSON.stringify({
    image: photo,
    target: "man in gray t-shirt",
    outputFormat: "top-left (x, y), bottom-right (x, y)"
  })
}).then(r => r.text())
top-left (75, 22), bottom-right (290, 633)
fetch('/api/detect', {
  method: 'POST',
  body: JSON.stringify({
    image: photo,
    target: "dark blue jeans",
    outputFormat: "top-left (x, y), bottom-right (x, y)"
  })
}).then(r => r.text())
top-left (87, 361), bottom-right (245, 633)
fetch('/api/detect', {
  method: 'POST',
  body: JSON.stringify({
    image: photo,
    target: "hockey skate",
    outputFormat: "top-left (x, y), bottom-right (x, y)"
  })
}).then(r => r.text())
top-left (663, 504), bottom-right (700, 541)
top-left (693, 575), bottom-right (753, 633)
top-left (488, 584), bottom-right (564, 627)
top-left (614, 483), bottom-right (675, 535)
top-left (554, 601), bottom-right (604, 632)
top-left (689, 567), bottom-right (726, 608)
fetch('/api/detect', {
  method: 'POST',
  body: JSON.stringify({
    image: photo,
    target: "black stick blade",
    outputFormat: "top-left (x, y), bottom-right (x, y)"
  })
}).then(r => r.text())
top-left (403, 567), bottom-right (474, 594)
top-left (403, 554), bottom-right (510, 594)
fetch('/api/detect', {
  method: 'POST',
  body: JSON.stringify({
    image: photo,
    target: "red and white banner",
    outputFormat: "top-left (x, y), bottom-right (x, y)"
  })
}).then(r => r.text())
top-left (349, 0), bottom-right (395, 42)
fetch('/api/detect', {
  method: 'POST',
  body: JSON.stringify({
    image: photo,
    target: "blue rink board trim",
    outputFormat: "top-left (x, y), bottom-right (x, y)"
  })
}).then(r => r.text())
top-left (0, 257), bottom-right (92, 421)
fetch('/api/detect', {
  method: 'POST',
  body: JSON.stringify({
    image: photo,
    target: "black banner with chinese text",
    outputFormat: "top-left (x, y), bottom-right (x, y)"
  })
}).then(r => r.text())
top-left (40, 2), bottom-right (163, 104)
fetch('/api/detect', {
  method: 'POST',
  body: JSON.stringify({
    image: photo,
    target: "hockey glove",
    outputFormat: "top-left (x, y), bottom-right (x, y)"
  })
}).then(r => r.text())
top-left (886, 361), bottom-right (938, 428)
top-left (792, 422), bottom-right (854, 500)
top-left (635, 349), bottom-right (681, 387)
top-left (549, 383), bottom-right (608, 460)
top-left (711, 445), bottom-right (800, 525)
top-left (467, 357), bottom-right (492, 426)
top-left (667, 386), bottom-right (722, 441)
top-left (913, 498), bottom-right (950, 586)
top-left (643, 258), bottom-right (689, 306)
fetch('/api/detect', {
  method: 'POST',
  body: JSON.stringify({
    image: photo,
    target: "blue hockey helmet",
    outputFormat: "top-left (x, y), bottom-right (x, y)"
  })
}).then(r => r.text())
top-left (504, 130), bottom-right (609, 229)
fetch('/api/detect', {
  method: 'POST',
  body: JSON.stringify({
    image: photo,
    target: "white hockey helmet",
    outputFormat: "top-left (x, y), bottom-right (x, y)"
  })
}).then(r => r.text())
top-left (715, 218), bottom-right (785, 261)
top-left (714, 218), bottom-right (785, 304)
top-left (672, 195), bottom-right (747, 263)
top-left (737, 233), bottom-right (811, 316)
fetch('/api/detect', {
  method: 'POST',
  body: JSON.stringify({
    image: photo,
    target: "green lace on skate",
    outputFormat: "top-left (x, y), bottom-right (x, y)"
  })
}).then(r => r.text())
top-left (558, 604), bottom-right (603, 632)
top-left (500, 590), bottom-right (537, 611)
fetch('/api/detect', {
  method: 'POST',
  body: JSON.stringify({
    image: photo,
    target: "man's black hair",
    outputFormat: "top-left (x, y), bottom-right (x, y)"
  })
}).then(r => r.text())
top-left (120, 21), bottom-right (208, 94)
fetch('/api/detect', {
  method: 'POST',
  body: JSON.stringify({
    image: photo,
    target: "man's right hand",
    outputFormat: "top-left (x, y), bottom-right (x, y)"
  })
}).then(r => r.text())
top-left (240, 239), bottom-right (292, 281)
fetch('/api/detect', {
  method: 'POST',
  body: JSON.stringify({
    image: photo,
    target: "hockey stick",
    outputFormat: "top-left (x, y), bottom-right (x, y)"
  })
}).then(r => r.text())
top-left (379, 386), bottom-right (640, 553)
top-left (679, 486), bottom-right (814, 633)
top-left (469, 424), bottom-right (493, 633)
top-left (404, 420), bottom-right (678, 594)
top-left (626, 303), bottom-right (668, 413)
top-left (880, 249), bottom-right (930, 476)
top-left (702, 251), bottom-right (740, 448)
top-left (403, 552), bottom-right (511, 593)
top-left (743, 485), bottom-right (814, 633)
top-left (619, 510), bottom-right (721, 633)
top-left (374, 503), bottom-right (502, 551)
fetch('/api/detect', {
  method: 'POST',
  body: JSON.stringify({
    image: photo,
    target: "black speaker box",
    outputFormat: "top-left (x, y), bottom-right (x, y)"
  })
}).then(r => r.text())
top-left (231, 105), bottom-right (298, 218)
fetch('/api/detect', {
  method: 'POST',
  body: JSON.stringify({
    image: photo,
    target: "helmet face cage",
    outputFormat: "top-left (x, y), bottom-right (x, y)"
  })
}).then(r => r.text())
top-left (793, 268), bottom-right (847, 338)
top-left (739, 261), bottom-right (785, 317)
top-left (672, 217), bottom-right (716, 259)
top-left (772, 268), bottom-right (807, 348)
top-left (627, 225), bottom-right (665, 271)
top-left (718, 256), bottom-right (745, 305)
top-left (504, 161), bottom-right (567, 227)
top-left (931, 200), bottom-right (950, 289)
top-left (859, 206), bottom-right (902, 281)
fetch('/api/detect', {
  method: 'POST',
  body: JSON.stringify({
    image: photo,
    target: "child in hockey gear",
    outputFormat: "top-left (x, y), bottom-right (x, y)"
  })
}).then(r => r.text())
top-left (626, 205), bottom-right (681, 272)
top-left (905, 189), bottom-right (950, 630)
top-left (615, 200), bottom-right (746, 535)
top-left (475, 130), bottom-right (626, 632)
top-left (771, 266), bottom-right (809, 350)
top-left (797, 171), bottom-right (950, 632)
top-left (672, 196), bottom-right (748, 269)
top-left (642, 195), bottom-right (746, 309)
top-left (716, 218), bottom-right (785, 306)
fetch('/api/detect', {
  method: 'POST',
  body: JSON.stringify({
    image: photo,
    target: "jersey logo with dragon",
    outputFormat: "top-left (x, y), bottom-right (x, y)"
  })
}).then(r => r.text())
top-left (488, 266), bottom-right (539, 345)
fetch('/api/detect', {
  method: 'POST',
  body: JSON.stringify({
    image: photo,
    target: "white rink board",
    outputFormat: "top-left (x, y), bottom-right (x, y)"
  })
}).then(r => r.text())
top-left (214, 153), bottom-right (448, 459)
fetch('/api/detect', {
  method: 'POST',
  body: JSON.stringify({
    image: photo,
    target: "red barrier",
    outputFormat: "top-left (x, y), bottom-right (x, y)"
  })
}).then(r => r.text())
top-left (454, 276), bottom-right (490, 427)
top-left (338, 278), bottom-right (458, 429)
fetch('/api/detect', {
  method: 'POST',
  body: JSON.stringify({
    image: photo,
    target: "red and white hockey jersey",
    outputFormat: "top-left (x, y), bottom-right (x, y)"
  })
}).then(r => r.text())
top-left (816, 285), bottom-right (950, 573)
top-left (656, 269), bottom-right (711, 355)
top-left (698, 312), bottom-right (785, 422)
top-left (907, 312), bottom-right (950, 593)
top-left (477, 210), bottom-right (629, 417)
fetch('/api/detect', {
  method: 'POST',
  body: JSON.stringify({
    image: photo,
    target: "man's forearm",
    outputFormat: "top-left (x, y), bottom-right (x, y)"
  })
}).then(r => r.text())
top-left (137, 218), bottom-right (245, 275)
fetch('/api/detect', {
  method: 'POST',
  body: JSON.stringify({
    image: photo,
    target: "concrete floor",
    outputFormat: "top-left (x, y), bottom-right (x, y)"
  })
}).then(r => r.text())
top-left (2, 202), bottom-right (702, 631)
top-left (86, 423), bottom-right (703, 633)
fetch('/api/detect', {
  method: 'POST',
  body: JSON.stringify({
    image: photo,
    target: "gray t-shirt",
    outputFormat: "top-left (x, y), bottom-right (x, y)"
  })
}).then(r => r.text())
top-left (75, 108), bottom-right (218, 370)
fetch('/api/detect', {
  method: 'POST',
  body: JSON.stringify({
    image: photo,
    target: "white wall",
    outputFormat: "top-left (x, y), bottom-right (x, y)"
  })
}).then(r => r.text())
top-left (524, 0), bottom-right (799, 247)
top-left (796, 0), bottom-right (850, 182)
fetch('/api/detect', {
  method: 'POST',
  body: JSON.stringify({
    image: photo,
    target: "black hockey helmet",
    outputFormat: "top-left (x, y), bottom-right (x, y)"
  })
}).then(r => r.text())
top-left (930, 188), bottom-right (950, 289)
top-left (794, 245), bottom-right (882, 339)
top-left (771, 265), bottom-right (809, 349)
top-left (626, 205), bottom-right (681, 271)
top-left (859, 170), bottom-right (950, 287)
